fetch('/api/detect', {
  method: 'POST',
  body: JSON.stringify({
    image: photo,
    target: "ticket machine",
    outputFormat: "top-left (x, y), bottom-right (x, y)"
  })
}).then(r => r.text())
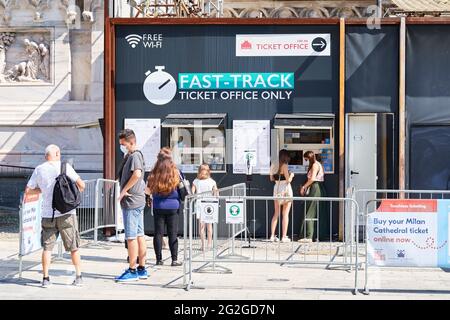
top-left (274, 114), bottom-right (335, 174)
top-left (161, 113), bottom-right (227, 173)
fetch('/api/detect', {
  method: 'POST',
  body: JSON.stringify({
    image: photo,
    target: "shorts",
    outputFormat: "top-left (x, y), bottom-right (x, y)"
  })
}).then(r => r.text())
top-left (41, 214), bottom-right (80, 252)
top-left (122, 206), bottom-right (145, 240)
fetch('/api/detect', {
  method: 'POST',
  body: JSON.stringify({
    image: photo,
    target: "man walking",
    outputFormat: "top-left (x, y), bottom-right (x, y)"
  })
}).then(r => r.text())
top-left (115, 129), bottom-right (148, 282)
top-left (25, 144), bottom-right (85, 288)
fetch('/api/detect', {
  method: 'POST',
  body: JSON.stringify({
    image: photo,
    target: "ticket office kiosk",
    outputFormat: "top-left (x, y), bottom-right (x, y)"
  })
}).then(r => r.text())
top-left (161, 113), bottom-right (227, 174)
top-left (274, 114), bottom-right (335, 174)
top-left (273, 113), bottom-right (335, 240)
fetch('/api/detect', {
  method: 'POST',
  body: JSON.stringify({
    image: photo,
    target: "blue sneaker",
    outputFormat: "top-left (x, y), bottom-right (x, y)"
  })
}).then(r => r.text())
top-left (137, 268), bottom-right (148, 280)
top-left (115, 269), bottom-right (138, 282)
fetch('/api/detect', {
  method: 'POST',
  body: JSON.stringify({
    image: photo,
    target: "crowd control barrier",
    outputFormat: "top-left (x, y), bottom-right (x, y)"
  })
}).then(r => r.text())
top-left (78, 179), bottom-right (123, 242)
top-left (18, 179), bottom-right (122, 278)
top-left (350, 189), bottom-right (450, 295)
top-left (182, 187), bottom-right (362, 293)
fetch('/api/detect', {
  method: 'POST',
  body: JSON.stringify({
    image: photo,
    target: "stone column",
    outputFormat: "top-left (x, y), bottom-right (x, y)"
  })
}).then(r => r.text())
top-left (84, 0), bottom-right (104, 102)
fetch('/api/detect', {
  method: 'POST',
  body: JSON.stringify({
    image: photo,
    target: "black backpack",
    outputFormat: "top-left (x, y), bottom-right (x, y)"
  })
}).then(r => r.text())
top-left (52, 161), bottom-right (81, 221)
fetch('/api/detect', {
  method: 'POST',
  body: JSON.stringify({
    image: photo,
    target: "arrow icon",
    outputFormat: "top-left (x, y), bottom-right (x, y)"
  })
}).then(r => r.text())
top-left (311, 37), bottom-right (327, 53)
top-left (313, 40), bottom-right (326, 49)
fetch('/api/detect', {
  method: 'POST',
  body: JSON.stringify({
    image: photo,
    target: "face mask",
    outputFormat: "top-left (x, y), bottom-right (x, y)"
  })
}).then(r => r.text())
top-left (120, 145), bottom-right (128, 154)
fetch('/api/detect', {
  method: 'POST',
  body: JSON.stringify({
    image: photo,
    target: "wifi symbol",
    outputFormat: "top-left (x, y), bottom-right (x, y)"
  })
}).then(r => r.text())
top-left (125, 34), bottom-right (142, 48)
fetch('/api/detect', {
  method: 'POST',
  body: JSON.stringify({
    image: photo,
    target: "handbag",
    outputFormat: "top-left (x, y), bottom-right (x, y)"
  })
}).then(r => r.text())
top-left (275, 171), bottom-right (291, 205)
top-left (177, 170), bottom-right (192, 202)
top-left (145, 194), bottom-right (152, 208)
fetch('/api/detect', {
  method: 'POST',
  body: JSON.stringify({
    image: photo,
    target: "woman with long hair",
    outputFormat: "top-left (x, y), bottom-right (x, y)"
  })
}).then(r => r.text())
top-left (269, 149), bottom-right (294, 243)
top-left (299, 151), bottom-right (326, 243)
top-left (192, 163), bottom-right (218, 251)
top-left (146, 147), bottom-right (182, 266)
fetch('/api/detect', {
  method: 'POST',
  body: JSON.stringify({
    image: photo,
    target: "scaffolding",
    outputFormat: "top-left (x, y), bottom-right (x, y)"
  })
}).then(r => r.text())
top-left (128, 0), bottom-right (223, 18)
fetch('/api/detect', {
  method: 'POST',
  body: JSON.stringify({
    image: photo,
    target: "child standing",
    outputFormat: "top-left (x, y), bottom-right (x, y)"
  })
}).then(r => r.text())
top-left (192, 164), bottom-right (218, 251)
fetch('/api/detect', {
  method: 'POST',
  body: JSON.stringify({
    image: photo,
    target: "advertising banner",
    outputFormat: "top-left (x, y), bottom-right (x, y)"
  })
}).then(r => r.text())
top-left (114, 23), bottom-right (339, 235)
top-left (367, 199), bottom-right (450, 268)
top-left (20, 193), bottom-right (42, 256)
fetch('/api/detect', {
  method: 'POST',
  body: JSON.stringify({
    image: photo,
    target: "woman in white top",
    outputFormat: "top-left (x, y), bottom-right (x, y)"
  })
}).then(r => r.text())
top-left (269, 149), bottom-right (294, 243)
top-left (192, 164), bottom-right (218, 251)
top-left (299, 151), bottom-right (326, 243)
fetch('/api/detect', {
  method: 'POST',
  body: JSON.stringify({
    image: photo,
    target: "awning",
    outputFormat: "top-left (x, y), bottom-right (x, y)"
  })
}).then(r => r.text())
top-left (274, 114), bottom-right (335, 129)
top-left (162, 113), bottom-right (226, 128)
top-left (391, 0), bottom-right (450, 12)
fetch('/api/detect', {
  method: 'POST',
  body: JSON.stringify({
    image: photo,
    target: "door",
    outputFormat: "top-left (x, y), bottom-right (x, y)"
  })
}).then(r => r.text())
top-left (347, 114), bottom-right (377, 212)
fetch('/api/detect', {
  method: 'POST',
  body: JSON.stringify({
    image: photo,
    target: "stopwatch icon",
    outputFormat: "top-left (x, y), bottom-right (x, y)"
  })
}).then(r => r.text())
top-left (143, 66), bottom-right (177, 105)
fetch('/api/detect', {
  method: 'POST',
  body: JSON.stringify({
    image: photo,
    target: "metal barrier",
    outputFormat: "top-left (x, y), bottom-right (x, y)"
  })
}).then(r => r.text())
top-left (18, 178), bottom-right (121, 278)
top-left (186, 183), bottom-right (247, 274)
top-left (351, 189), bottom-right (450, 295)
top-left (182, 189), bottom-right (361, 293)
top-left (77, 179), bottom-right (122, 243)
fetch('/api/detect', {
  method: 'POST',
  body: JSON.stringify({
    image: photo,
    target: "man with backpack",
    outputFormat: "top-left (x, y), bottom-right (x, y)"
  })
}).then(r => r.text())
top-left (115, 129), bottom-right (148, 282)
top-left (25, 144), bottom-right (85, 288)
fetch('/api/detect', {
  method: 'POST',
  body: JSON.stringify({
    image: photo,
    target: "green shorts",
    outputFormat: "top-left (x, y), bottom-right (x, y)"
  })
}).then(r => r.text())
top-left (41, 214), bottom-right (80, 252)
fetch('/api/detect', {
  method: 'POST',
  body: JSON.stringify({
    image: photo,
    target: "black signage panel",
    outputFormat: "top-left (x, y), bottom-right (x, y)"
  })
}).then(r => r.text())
top-left (114, 24), bottom-right (340, 236)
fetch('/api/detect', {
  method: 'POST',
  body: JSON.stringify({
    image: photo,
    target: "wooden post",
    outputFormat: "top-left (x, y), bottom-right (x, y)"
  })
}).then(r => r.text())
top-left (104, 2), bottom-right (115, 180)
top-left (399, 17), bottom-right (406, 192)
top-left (339, 17), bottom-right (345, 241)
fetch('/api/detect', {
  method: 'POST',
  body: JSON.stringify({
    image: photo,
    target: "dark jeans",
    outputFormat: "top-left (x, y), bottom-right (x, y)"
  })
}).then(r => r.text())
top-left (153, 209), bottom-right (179, 261)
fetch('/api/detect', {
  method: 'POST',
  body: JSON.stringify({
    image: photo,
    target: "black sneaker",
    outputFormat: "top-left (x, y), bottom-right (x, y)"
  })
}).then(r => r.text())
top-left (156, 260), bottom-right (164, 266)
top-left (171, 261), bottom-right (182, 267)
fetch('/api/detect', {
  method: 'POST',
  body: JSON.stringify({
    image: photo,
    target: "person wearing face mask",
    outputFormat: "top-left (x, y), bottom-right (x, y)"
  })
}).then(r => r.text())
top-left (115, 129), bottom-right (148, 282)
top-left (298, 151), bottom-right (326, 243)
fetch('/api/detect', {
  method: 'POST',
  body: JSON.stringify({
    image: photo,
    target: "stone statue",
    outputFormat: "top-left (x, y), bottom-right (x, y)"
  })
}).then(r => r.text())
top-left (0, 40), bottom-right (6, 81)
top-left (23, 38), bottom-right (40, 79)
top-left (0, 32), bottom-right (15, 83)
top-left (38, 43), bottom-right (49, 80)
top-left (6, 37), bottom-right (50, 82)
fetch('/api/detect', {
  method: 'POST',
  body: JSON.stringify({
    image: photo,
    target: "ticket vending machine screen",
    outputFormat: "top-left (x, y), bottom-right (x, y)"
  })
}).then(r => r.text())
top-left (286, 150), bottom-right (305, 173)
top-left (287, 150), bottom-right (303, 165)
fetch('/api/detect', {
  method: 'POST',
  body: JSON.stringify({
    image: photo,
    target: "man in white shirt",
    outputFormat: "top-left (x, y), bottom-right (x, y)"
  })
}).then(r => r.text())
top-left (25, 144), bottom-right (85, 288)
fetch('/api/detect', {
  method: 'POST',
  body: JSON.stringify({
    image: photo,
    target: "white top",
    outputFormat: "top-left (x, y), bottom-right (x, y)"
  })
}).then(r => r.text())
top-left (193, 178), bottom-right (217, 195)
top-left (27, 161), bottom-right (80, 218)
top-left (307, 162), bottom-right (325, 182)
